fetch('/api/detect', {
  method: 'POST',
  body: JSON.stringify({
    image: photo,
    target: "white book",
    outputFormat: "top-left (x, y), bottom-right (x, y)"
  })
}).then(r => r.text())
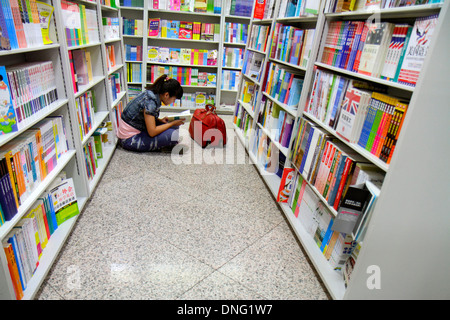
top-left (165, 110), bottom-right (192, 122)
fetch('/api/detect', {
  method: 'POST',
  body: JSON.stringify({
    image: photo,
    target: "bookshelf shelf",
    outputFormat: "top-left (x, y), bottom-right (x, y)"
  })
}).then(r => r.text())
top-left (105, 38), bottom-right (123, 44)
top-left (87, 144), bottom-right (116, 193)
top-left (325, 3), bottom-right (443, 20)
top-left (314, 62), bottom-right (415, 93)
top-left (0, 99), bottom-right (69, 147)
top-left (0, 44), bottom-right (61, 57)
top-left (68, 42), bottom-right (102, 51)
top-left (302, 113), bottom-right (390, 172)
top-left (20, 214), bottom-right (79, 300)
top-left (262, 92), bottom-right (297, 118)
top-left (270, 58), bottom-right (307, 72)
top-left (74, 76), bottom-right (106, 98)
top-left (0, 150), bottom-right (77, 241)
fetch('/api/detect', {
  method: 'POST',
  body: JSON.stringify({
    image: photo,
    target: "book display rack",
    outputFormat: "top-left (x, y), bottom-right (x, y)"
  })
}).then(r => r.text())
top-left (0, 0), bottom-right (128, 300)
top-left (233, 0), bottom-right (449, 299)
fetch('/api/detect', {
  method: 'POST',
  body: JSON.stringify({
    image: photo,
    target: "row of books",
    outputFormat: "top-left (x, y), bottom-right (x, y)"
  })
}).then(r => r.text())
top-left (240, 79), bottom-right (258, 108)
top-left (233, 103), bottom-right (253, 137)
top-left (251, 127), bottom-right (288, 178)
top-left (327, 0), bottom-right (443, 13)
top-left (81, 121), bottom-right (113, 181)
top-left (2, 174), bottom-right (79, 299)
top-left (148, 47), bottom-right (218, 66)
top-left (125, 44), bottom-right (143, 61)
top-left (321, 14), bottom-right (438, 86)
top-left (224, 22), bottom-right (248, 44)
top-left (263, 62), bottom-right (304, 107)
top-left (61, 0), bottom-right (100, 47)
top-left (248, 25), bottom-right (270, 52)
top-left (171, 92), bottom-right (216, 109)
top-left (74, 90), bottom-right (97, 141)
top-left (306, 69), bottom-right (409, 164)
top-left (106, 44), bottom-right (118, 72)
top-left (285, 175), bottom-right (357, 271)
top-left (112, 101), bottom-right (123, 130)
top-left (0, 0), bottom-right (50, 51)
top-left (69, 49), bottom-right (94, 93)
top-left (101, 0), bottom-right (119, 8)
top-left (258, 98), bottom-right (295, 149)
top-left (270, 24), bottom-right (316, 69)
top-left (223, 47), bottom-right (244, 69)
top-left (0, 116), bottom-right (69, 223)
top-left (149, 19), bottom-right (220, 42)
top-left (290, 117), bottom-right (364, 209)
top-left (224, 0), bottom-right (253, 17)
top-left (102, 17), bottom-right (120, 40)
top-left (127, 85), bottom-right (141, 102)
top-left (279, 0), bottom-right (322, 17)
top-left (221, 70), bottom-right (241, 91)
top-left (148, 65), bottom-right (217, 87)
top-left (253, 0), bottom-right (276, 19)
top-left (242, 51), bottom-right (264, 82)
top-left (108, 72), bottom-right (123, 101)
top-left (126, 62), bottom-right (142, 82)
top-left (122, 18), bottom-right (143, 36)
top-left (0, 63), bottom-right (58, 135)
top-left (150, 0), bottom-right (222, 14)
top-left (120, 0), bottom-right (144, 7)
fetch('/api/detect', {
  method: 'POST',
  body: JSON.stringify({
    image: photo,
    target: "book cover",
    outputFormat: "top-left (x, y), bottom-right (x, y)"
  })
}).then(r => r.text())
top-left (0, 66), bottom-right (19, 135)
top-left (179, 21), bottom-right (193, 39)
top-left (397, 14), bottom-right (438, 86)
top-left (148, 18), bottom-right (160, 37)
top-left (36, 1), bottom-right (55, 45)
top-left (335, 82), bottom-right (365, 142)
top-left (166, 20), bottom-right (180, 39)
top-left (358, 22), bottom-right (393, 77)
top-left (331, 185), bottom-right (372, 235)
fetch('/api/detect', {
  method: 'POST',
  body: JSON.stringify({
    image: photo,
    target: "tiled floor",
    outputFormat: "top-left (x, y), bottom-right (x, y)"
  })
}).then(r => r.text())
top-left (35, 115), bottom-right (330, 300)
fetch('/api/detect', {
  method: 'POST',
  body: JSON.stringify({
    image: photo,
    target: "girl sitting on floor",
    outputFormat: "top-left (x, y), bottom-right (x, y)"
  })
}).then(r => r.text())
top-left (117, 74), bottom-right (184, 152)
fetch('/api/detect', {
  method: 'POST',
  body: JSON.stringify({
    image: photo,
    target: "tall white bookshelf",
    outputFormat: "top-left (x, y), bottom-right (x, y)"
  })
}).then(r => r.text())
top-left (233, 0), bottom-right (449, 299)
top-left (0, 0), bottom-right (128, 300)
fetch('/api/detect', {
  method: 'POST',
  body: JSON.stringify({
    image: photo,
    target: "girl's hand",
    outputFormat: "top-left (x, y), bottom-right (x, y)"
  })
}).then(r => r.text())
top-left (171, 119), bottom-right (185, 127)
top-left (160, 117), bottom-right (169, 124)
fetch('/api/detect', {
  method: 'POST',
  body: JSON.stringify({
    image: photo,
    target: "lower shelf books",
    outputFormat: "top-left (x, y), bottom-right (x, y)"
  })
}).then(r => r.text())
top-left (221, 70), bottom-right (241, 91)
top-left (286, 172), bottom-right (379, 273)
top-left (1, 62), bottom-right (58, 135)
top-left (2, 173), bottom-right (79, 300)
top-left (0, 116), bottom-right (69, 223)
top-left (148, 47), bottom-right (218, 66)
top-left (289, 116), bottom-right (385, 211)
top-left (258, 98), bottom-right (295, 149)
top-left (126, 63), bottom-right (142, 83)
top-left (233, 102), bottom-right (254, 138)
top-left (177, 93), bottom-right (216, 109)
top-left (263, 62), bottom-right (304, 107)
top-left (251, 126), bottom-right (288, 178)
top-left (148, 65), bottom-right (217, 87)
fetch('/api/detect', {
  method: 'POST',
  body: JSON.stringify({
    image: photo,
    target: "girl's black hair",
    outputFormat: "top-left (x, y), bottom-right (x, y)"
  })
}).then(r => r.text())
top-left (146, 74), bottom-right (183, 99)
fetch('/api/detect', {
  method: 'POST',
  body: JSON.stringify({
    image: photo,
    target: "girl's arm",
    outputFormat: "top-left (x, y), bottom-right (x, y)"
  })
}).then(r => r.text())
top-left (144, 113), bottom-right (184, 137)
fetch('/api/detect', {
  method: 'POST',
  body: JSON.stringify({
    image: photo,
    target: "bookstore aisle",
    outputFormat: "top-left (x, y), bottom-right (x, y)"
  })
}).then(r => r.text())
top-left (35, 116), bottom-right (330, 300)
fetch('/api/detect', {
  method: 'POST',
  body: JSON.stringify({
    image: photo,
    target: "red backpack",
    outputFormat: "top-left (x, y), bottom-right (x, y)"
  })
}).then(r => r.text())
top-left (189, 104), bottom-right (227, 148)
